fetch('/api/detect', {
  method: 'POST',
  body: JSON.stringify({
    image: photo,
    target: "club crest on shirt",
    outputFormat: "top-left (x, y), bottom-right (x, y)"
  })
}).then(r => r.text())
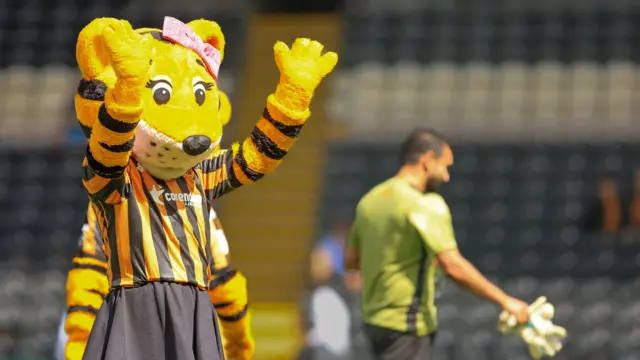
top-left (149, 185), bottom-right (202, 208)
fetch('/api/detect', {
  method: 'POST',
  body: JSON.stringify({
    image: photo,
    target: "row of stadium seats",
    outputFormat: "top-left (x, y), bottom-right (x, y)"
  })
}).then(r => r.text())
top-left (340, 10), bottom-right (640, 64)
top-left (327, 62), bottom-right (639, 140)
top-left (0, 0), bottom-right (247, 69)
top-left (345, 0), bottom-right (637, 14)
top-left (0, 65), bottom-right (238, 145)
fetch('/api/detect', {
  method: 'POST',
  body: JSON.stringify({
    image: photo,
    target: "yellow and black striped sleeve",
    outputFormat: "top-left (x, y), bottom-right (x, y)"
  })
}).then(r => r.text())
top-left (208, 213), bottom-right (249, 321)
top-left (199, 98), bottom-right (307, 201)
top-left (207, 216), bottom-right (253, 358)
top-left (65, 205), bottom-right (109, 360)
top-left (81, 77), bottom-right (142, 203)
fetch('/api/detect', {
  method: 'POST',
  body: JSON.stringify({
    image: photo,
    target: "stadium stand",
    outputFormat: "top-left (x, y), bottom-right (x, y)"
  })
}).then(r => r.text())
top-left (0, 0), bottom-right (638, 358)
top-left (327, 4), bottom-right (640, 141)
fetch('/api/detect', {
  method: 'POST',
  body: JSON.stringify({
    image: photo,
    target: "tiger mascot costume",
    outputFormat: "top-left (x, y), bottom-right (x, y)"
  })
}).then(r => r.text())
top-left (60, 91), bottom-right (254, 360)
top-left (73, 16), bottom-right (336, 360)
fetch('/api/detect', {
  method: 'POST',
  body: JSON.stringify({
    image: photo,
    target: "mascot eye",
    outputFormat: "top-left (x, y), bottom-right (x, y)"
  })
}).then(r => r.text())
top-left (151, 82), bottom-right (172, 105)
top-left (194, 83), bottom-right (206, 106)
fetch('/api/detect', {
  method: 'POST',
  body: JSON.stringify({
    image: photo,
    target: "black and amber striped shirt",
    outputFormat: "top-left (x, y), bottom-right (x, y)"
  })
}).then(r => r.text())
top-left (83, 99), bottom-right (304, 289)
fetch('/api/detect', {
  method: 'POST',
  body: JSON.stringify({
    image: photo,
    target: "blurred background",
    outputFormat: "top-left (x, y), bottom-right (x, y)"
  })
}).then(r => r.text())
top-left (0, 0), bottom-right (639, 359)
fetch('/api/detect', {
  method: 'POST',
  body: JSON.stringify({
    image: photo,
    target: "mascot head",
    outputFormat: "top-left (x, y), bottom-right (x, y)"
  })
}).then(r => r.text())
top-left (75, 17), bottom-right (231, 179)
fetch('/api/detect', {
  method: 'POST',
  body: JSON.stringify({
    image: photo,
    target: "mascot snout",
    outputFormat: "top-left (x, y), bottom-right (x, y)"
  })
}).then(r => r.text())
top-left (183, 135), bottom-right (212, 156)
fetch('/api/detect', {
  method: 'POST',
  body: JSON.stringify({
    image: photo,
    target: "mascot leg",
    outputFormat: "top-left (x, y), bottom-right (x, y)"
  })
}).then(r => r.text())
top-left (83, 282), bottom-right (225, 360)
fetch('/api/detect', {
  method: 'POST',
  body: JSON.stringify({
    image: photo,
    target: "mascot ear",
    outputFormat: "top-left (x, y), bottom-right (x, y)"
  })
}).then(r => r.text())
top-left (76, 18), bottom-right (124, 80)
top-left (187, 19), bottom-right (226, 63)
top-left (218, 91), bottom-right (232, 126)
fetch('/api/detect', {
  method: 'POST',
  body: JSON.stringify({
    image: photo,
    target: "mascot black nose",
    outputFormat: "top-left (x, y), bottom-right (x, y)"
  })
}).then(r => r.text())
top-left (182, 135), bottom-right (212, 156)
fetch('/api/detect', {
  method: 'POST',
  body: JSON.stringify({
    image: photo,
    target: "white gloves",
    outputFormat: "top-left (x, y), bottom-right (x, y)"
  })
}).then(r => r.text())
top-left (497, 296), bottom-right (568, 359)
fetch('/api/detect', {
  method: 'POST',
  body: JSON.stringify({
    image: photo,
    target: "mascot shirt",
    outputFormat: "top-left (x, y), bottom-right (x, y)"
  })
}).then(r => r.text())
top-left (83, 152), bottom-right (242, 290)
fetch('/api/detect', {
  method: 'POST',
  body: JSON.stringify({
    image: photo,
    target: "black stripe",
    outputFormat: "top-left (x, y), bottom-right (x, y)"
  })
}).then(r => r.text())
top-left (194, 173), bottom-right (214, 281)
top-left (140, 178), bottom-right (174, 281)
top-left (72, 263), bottom-right (108, 274)
top-left (234, 144), bottom-right (264, 182)
top-left (93, 217), bottom-right (107, 260)
top-left (223, 152), bottom-right (244, 188)
top-left (157, 180), bottom-right (197, 284)
top-left (176, 176), bottom-right (208, 283)
top-left (86, 145), bottom-right (127, 179)
top-left (213, 302), bottom-right (233, 309)
top-left (103, 204), bottom-right (121, 288)
top-left (79, 121), bottom-right (92, 138)
top-left (250, 127), bottom-right (287, 160)
top-left (87, 289), bottom-right (105, 297)
top-left (83, 163), bottom-right (97, 181)
top-left (68, 305), bottom-right (99, 315)
top-left (99, 138), bottom-right (135, 153)
top-left (98, 104), bottom-right (138, 133)
top-left (74, 249), bottom-right (107, 263)
top-left (262, 107), bottom-right (302, 138)
top-left (127, 187), bottom-right (147, 284)
top-left (77, 79), bottom-right (107, 101)
top-left (209, 268), bottom-right (237, 289)
top-left (203, 152), bottom-right (242, 201)
top-left (406, 245), bottom-right (427, 334)
top-left (217, 304), bottom-right (249, 322)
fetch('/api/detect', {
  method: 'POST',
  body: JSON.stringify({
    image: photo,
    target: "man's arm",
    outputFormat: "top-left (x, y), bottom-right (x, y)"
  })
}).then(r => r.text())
top-left (437, 249), bottom-right (507, 305)
top-left (409, 196), bottom-right (530, 324)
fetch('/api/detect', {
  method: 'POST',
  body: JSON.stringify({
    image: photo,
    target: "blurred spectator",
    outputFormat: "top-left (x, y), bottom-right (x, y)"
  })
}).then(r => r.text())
top-left (300, 248), bottom-right (352, 360)
top-left (583, 173), bottom-right (625, 233)
top-left (314, 222), bottom-right (350, 278)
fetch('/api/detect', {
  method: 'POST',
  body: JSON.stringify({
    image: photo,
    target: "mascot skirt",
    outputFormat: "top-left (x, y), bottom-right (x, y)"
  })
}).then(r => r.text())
top-left (83, 282), bottom-right (224, 360)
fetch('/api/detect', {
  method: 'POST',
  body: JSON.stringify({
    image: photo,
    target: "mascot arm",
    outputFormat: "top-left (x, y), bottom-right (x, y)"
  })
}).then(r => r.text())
top-left (201, 39), bottom-right (338, 201)
top-left (65, 205), bottom-right (110, 360)
top-left (209, 268), bottom-right (254, 360)
top-left (207, 214), bottom-right (254, 360)
top-left (200, 100), bottom-right (303, 201)
top-left (79, 19), bottom-right (148, 204)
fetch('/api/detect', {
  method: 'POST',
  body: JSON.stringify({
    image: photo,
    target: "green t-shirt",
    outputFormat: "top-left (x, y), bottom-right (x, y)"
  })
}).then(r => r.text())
top-left (349, 177), bottom-right (458, 336)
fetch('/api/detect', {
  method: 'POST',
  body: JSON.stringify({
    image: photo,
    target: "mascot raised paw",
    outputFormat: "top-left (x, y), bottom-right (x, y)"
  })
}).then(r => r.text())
top-left (75, 15), bottom-right (336, 360)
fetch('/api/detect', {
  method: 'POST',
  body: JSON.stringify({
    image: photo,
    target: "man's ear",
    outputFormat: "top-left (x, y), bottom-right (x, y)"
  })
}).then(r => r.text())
top-left (421, 151), bottom-right (435, 170)
top-left (76, 18), bottom-right (122, 80)
top-left (187, 19), bottom-right (226, 63)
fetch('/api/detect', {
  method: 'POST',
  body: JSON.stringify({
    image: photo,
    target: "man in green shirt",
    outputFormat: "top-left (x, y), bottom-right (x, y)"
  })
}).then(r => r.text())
top-left (345, 129), bottom-right (531, 360)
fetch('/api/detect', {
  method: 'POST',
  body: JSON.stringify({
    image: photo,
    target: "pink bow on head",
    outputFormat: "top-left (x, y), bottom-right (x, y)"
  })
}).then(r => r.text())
top-left (162, 16), bottom-right (221, 79)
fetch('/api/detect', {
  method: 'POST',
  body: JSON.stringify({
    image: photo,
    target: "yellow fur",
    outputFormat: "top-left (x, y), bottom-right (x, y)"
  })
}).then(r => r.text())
top-left (209, 272), bottom-right (255, 360)
top-left (66, 269), bottom-right (109, 307)
top-left (65, 266), bottom-right (109, 360)
top-left (66, 332), bottom-right (90, 360)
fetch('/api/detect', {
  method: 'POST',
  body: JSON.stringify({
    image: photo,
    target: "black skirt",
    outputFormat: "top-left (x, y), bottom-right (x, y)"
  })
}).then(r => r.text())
top-left (83, 282), bottom-right (225, 360)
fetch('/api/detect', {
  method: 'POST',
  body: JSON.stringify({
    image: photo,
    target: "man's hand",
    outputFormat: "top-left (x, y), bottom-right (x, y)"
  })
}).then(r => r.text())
top-left (501, 296), bottom-right (531, 325)
top-left (498, 297), bottom-right (567, 359)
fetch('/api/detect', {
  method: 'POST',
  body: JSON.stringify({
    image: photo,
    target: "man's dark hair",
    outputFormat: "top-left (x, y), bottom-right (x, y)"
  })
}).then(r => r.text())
top-left (400, 128), bottom-right (449, 165)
